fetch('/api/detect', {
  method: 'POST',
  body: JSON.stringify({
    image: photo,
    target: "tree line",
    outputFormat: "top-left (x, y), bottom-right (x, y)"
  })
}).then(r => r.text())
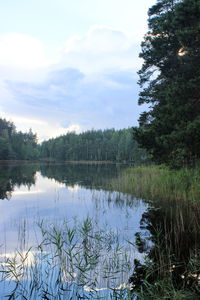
top-left (0, 118), bottom-right (148, 163)
top-left (40, 128), bottom-right (148, 163)
top-left (0, 118), bottom-right (39, 160)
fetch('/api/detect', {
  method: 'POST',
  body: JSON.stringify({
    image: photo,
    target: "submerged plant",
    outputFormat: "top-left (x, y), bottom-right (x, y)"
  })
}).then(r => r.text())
top-left (0, 217), bottom-right (138, 299)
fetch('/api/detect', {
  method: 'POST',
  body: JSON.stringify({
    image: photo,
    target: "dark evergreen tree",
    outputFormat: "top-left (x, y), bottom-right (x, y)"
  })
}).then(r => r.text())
top-left (134, 0), bottom-right (200, 167)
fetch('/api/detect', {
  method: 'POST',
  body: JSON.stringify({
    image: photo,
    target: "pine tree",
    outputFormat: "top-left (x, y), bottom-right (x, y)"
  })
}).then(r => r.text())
top-left (134, 0), bottom-right (200, 167)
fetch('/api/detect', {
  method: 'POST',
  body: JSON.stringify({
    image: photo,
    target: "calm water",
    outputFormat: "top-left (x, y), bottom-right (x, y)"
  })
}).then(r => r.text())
top-left (0, 162), bottom-right (199, 298)
top-left (0, 163), bottom-right (149, 251)
top-left (0, 162), bottom-right (150, 298)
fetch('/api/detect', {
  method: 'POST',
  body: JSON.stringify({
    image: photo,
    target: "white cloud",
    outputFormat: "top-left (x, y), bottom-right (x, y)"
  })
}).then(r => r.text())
top-left (0, 26), bottom-right (141, 76)
top-left (65, 26), bottom-right (131, 53)
top-left (0, 34), bottom-right (52, 69)
top-left (66, 124), bottom-right (81, 133)
top-left (1, 66), bottom-right (140, 141)
top-left (10, 116), bottom-right (46, 126)
top-left (0, 110), bottom-right (82, 142)
top-left (44, 123), bottom-right (82, 141)
top-left (61, 26), bottom-right (141, 73)
top-left (0, 26), bottom-right (143, 140)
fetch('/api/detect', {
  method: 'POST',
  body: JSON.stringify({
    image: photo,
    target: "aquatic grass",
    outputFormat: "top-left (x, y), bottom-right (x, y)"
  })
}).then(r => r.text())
top-left (136, 251), bottom-right (200, 299)
top-left (111, 164), bottom-right (200, 204)
top-left (130, 241), bottom-right (200, 300)
top-left (137, 277), bottom-right (198, 300)
top-left (0, 217), bottom-right (138, 299)
top-left (112, 165), bottom-right (200, 262)
top-left (111, 164), bottom-right (200, 299)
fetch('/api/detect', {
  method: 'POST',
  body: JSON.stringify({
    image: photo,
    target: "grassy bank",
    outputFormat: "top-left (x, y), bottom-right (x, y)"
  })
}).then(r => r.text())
top-left (112, 164), bottom-right (200, 299)
top-left (111, 164), bottom-right (200, 204)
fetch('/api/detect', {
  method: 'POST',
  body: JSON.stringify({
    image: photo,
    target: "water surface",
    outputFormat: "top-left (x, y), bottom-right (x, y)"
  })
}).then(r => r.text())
top-left (0, 162), bottom-right (150, 298)
top-left (0, 162), bottom-right (148, 248)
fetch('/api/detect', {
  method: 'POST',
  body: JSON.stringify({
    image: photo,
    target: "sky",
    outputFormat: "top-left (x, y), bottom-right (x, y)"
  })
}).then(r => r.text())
top-left (0, 0), bottom-right (155, 141)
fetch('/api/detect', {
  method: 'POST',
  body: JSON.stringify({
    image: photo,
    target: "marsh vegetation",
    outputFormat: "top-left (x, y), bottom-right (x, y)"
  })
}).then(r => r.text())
top-left (112, 165), bottom-right (200, 298)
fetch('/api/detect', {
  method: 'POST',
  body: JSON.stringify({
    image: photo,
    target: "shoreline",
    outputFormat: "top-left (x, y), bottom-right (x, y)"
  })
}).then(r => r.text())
top-left (0, 159), bottom-right (130, 165)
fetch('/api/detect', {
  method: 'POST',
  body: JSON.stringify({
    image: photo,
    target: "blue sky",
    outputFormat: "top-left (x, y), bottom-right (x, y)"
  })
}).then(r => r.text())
top-left (0, 0), bottom-right (155, 141)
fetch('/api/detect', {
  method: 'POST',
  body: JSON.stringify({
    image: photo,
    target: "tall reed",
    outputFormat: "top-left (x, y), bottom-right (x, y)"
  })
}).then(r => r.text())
top-left (0, 217), bottom-right (137, 299)
top-left (111, 164), bottom-right (200, 204)
top-left (111, 164), bottom-right (200, 298)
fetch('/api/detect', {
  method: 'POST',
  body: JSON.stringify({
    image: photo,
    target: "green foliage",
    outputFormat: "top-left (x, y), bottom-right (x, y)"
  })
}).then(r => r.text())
top-left (134, 0), bottom-right (200, 167)
top-left (0, 120), bottom-right (147, 164)
top-left (112, 164), bottom-right (200, 298)
top-left (137, 277), bottom-right (198, 300)
top-left (111, 164), bottom-right (200, 204)
top-left (40, 128), bottom-right (148, 163)
top-left (0, 118), bottom-right (39, 160)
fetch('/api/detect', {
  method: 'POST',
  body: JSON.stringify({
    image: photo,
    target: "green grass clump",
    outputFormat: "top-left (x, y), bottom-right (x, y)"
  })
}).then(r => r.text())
top-left (111, 164), bottom-right (200, 204)
top-left (135, 251), bottom-right (200, 299)
top-left (137, 278), bottom-right (198, 300)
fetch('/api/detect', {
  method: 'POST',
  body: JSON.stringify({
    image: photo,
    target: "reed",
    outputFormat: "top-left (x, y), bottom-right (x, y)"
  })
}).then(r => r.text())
top-left (111, 164), bottom-right (200, 204)
top-left (111, 164), bottom-right (200, 298)
top-left (0, 217), bottom-right (137, 299)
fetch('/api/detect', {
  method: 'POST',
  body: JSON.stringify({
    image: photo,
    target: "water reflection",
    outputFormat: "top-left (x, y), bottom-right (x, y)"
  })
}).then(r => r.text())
top-left (130, 197), bottom-right (200, 293)
top-left (0, 162), bottom-right (150, 298)
top-left (0, 162), bottom-right (149, 254)
top-left (0, 162), bottom-right (126, 201)
top-left (2, 162), bottom-right (199, 295)
top-left (39, 162), bottom-right (125, 190)
top-left (0, 162), bottom-right (38, 200)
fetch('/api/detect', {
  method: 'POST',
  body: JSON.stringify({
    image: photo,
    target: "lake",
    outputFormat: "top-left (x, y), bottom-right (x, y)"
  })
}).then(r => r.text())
top-left (0, 162), bottom-right (150, 299)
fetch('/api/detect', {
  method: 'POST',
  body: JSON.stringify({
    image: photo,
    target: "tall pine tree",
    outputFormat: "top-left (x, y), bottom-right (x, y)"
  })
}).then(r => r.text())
top-left (134, 0), bottom-right (200, 167)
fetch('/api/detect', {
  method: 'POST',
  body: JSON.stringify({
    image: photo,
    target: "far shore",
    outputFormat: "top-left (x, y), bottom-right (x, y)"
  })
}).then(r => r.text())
top-left (0, 159), bottom-right (129, 165)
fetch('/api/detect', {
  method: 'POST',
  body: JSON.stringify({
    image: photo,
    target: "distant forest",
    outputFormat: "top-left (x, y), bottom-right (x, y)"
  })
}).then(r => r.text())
top-left (0, 118), bottom-right (148, 163)
top-left (40, 128), bottom-right (148, 163)
top-left (0, 118), bottom-right (39, 160)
